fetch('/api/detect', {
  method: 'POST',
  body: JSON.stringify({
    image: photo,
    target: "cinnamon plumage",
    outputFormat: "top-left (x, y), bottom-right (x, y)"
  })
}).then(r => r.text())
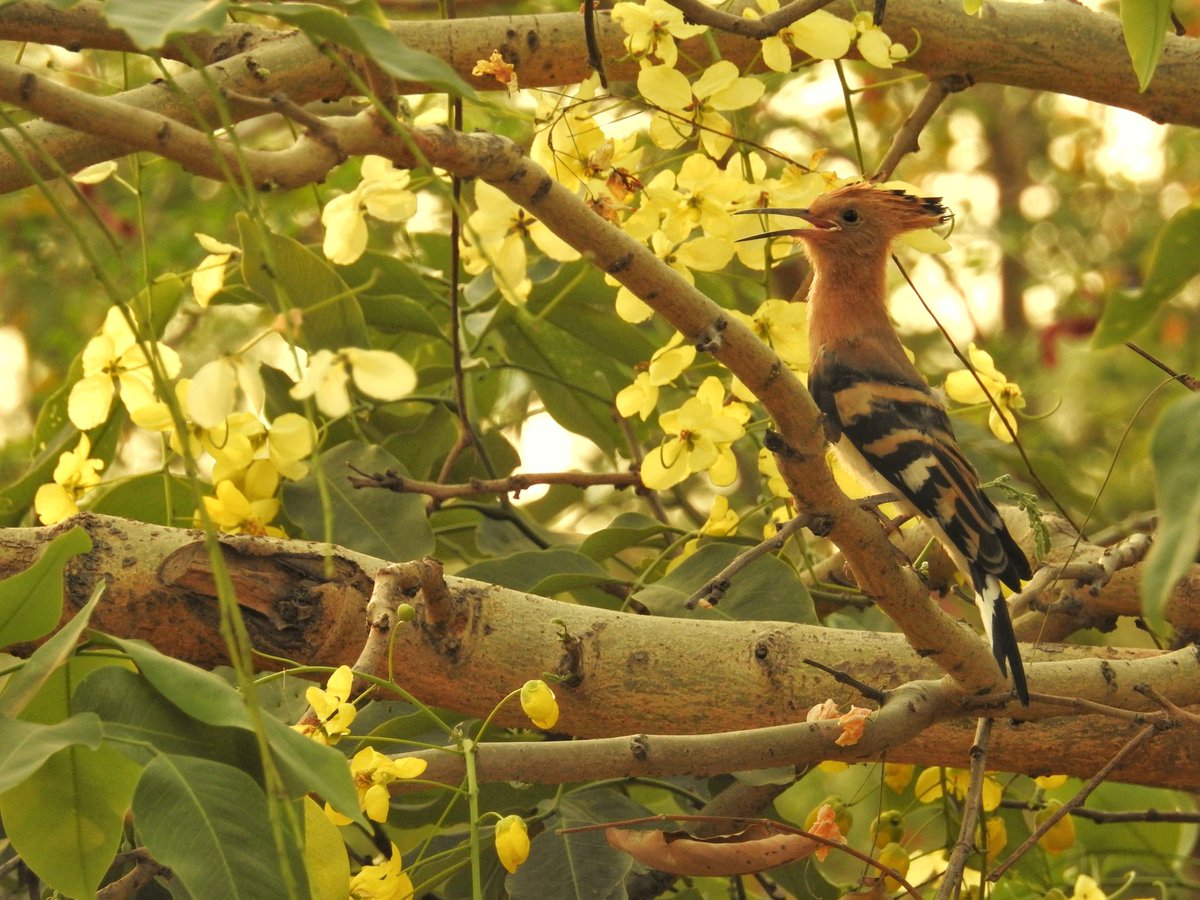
top-left (742, 183), bottom-right (1031, 704)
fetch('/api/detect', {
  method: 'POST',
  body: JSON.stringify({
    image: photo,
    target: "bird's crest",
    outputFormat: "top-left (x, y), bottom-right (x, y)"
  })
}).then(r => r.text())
top-left (808, 182), bottom-right (951, 233)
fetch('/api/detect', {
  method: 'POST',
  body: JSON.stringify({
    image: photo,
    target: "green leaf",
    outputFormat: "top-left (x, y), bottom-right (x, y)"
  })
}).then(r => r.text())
top-left (240, 3), bottom-right (474, 97)
top-left (1119, 0), bottom-right (1171, 92)
top-left (0, 577), bottom-right (104, 717)
top-left (133, 754), bottom-right (307, 900)
top-left (90, 472), bottom-right (196, 525)
top-left (579, 512), bottom-right (672, 562)
top-left (103, 0), bottom-right (230, 50)
top-left (303, 796), bottom-right (352, 900)
top-left (73, 666), bottom-right (243, 764)
top-left (1093, 204), bottom-right (1200, 347)
top-left (0, 714), bottom-right (103, 792)
top-left (237, 215), bottom-right (368, 351)
top-left (460, 548), bottom-right (616, 597)
top-left (634, 543), bottom-right (816, 623)
top-left (85, 634), bottom-right (363, 822)
top-left (507, 790), bottom-right (639, 899)
top-left (1142, 393), bottom-right (1200, 625)
top-left (500, 310), bottom-right (627, 455)
top-left (0, 659), bottom-right (143, 899)
top-left (282, 441), bottom-right (434, 561)
top-left (0, 525), bottom-right (91, 648)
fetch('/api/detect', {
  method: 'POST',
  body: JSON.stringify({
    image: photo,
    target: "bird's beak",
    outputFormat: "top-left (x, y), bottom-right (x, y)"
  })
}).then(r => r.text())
top-left (734, 207), bottom-right (839, 242)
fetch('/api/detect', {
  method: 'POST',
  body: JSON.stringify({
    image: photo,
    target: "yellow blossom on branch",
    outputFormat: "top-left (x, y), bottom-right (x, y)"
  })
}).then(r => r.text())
top-left (520, 679), bottom-right (560, 730)
top-left (67, 305), bottom-right (181, 431)
top-left (495, 815), bottom-right (531, 874)
top-left (729, 298), bottom-right (809, 371)
top-left (638, 60), bottom-right (764, 158)
top-left (290, 347), bottom-right (417, 419)
top-left (944, 343), bottom-right (1026, 442)
top-left (201, 461), bottom-right (284, 537)
top-left (641, 376), bottom-right (747, 490)
top-left (34, 434), bottom-right (105, 524)
top-left (745, 1), bottom-right (856, 72)
top-left (327, 746), bottom-right (429, 825)
top-left (914, 766), bottom-right (1003, 812)
top-left (322, 156), bottom-right (417, 266)
top-left (611, 0), bottom-right (707, 68)
top-left (615, 332), bottom-right (697, 420)
top-left (295, 665), bottom-right (356, 745)
top-left (348, 842), bottom-right (413, 900)
top-left (191, 233), bottom-right (240, 307)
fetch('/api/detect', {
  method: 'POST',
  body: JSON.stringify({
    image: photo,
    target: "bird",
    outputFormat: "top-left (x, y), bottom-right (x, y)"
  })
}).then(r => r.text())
top-left (738, 182), bottom-right (1032, 704)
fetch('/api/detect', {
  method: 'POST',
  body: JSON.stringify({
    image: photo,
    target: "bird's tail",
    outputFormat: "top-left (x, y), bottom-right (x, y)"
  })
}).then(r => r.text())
top-left (975, 572), bottom-right (1029, 705)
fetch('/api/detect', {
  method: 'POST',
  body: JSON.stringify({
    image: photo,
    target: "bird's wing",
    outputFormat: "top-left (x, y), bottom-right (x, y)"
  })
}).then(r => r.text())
top-left (809, 347), bottom-right (1030, 590)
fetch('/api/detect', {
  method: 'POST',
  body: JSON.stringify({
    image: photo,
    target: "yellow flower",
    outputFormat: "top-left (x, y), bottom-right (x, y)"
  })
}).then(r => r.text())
top-left (746, 1), bottom-right (856, 72)
top-left (1070, 874), bottom-right (1108, 900)
top-left (495, 815), bottom-right (531, 874)
top-left (295, 665), bottom-right (356, 746)
top-left (883, 763), bottom-right (915, 794)
top-left (730, 298), bottom-right (809, 370)
top-left (289, 347), bottom-right (417, 418)
top-left (461, 181), bottom-right (579, 306)
top-left (322, 156), bottom-right (418, 266)
top-left (348, 843), bottom-right (413, 900)
top-left (641, 376), bottom-right (747, 490)
top-left (1035, 774), bottom-right (1069, 790)
top-left (520, 679), bottom-right (559, 730)
top-left (201, 464), bottom-right (284, 537)
top-left (611, 0), bottom-right (706, 68)
top-left (877, 841), bottom-right (911, 892)
top-left (72, 160), bottom-right (118, 184)
top-left (615, 332), bottom-right (696, 420)
top-left (67, 305), bottom-right (181, 430)
top-left (34, 434), bottom-right (105, 524)
top-left (668, 495), bottom-right (741, 572)
top-left (852, 12), bottom-right (910, 69)
top-left (191, 233), bottom-right (240, 307)
top-left (975, 815), bottom-right (1007, 862)
top-left (638, 61), bottom-right (764, 157)
top-left (757, 448), bottom-right (790, 500)
top-left (611, 230), bottom-right (735, 323)
top-left (914, 766), bottom-right (1002, 812)
top-left (326, 746), bottom-right (429, 825)
top-left (1036, 799), bottom-right (1076, 855)
top-left (265, 413), bottom-right (315, 481)
top-left (944, 343), bottom-right (1026, 442)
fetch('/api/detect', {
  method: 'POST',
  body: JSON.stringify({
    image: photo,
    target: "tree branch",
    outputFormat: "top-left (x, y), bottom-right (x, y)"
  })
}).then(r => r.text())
top-left (348, 468), bottom-right (643, 500)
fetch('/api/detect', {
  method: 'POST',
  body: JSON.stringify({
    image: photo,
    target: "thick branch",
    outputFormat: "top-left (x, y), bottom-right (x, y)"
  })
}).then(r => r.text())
top-left (0, 0), bottom-right (1198, 192)
top-left (6, 514), bottom-right (1200, 789)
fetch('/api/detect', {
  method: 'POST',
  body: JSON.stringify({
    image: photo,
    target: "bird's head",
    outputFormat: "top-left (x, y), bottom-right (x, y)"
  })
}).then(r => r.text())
top-left (738, 182), bottom-right (951, 259)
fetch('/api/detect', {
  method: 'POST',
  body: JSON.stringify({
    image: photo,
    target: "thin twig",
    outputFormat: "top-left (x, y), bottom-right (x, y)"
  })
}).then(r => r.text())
top-left (1125, 341), bottom-right (1200, 391)
top-left (684, 512), bottom-right (812, 608)
top-left (872, 75), bottom-right (972, 181)
top-left (663, 0), bottom-right (839, 39)
top-left (349, 467), bottom-right (642, 499)
top-left (989, 724), bottom-right (1160, 880)
top-left (801, 658), bottom-right (888, 704)
top-left (583, 0), bottom-right (607, 89)
top-left (935, 718), bottom-right (992, 900)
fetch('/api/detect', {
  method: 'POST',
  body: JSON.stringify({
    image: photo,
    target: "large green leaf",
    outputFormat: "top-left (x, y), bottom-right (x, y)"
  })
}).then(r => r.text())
top-left (1119, 0), bottom-right (1171, 92)
top-left (1093, 204), bottom-right (1200, 347)
top-left (634, 543), bottom-right (816, 623)
top-left (282, 440), bottom-right (434, 561)
top-left (507, 789), bottom-right (640, 900)
top-left (0, 525), bottom-right (91, 649)
top-left (0, 577), bottom-right (104, 717)
top-left (500, 310), bottom-right (627, 455)
top-left (103, 0), bottom-right (230, 50)
top-left (0, 657), bottom-right (143, 899)
top-left (460, 548), bottom-right (616, 597)
top-left (237, 215), bottom-right (368, 351)
top-left (133, 754), bottom-right (307, 900)
top-left (90, 472), bottom-right (196, 525)
top-left (73, 666), bottom-right (243, 765)
top-left (1141, 393), bottom-right (1200, 625)
top-left (0, 714), bottom-right (103, 792)
top-left (579, 512), bottom-right (673, 562)
top-left (86, 634), bottom-right (362, 822)
top-left (240, 3), bottom-right (474, 97)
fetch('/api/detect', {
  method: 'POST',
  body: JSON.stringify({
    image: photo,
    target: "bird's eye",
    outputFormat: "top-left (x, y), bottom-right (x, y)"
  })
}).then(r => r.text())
top-left (840, 209), bottom-right (860, 225)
